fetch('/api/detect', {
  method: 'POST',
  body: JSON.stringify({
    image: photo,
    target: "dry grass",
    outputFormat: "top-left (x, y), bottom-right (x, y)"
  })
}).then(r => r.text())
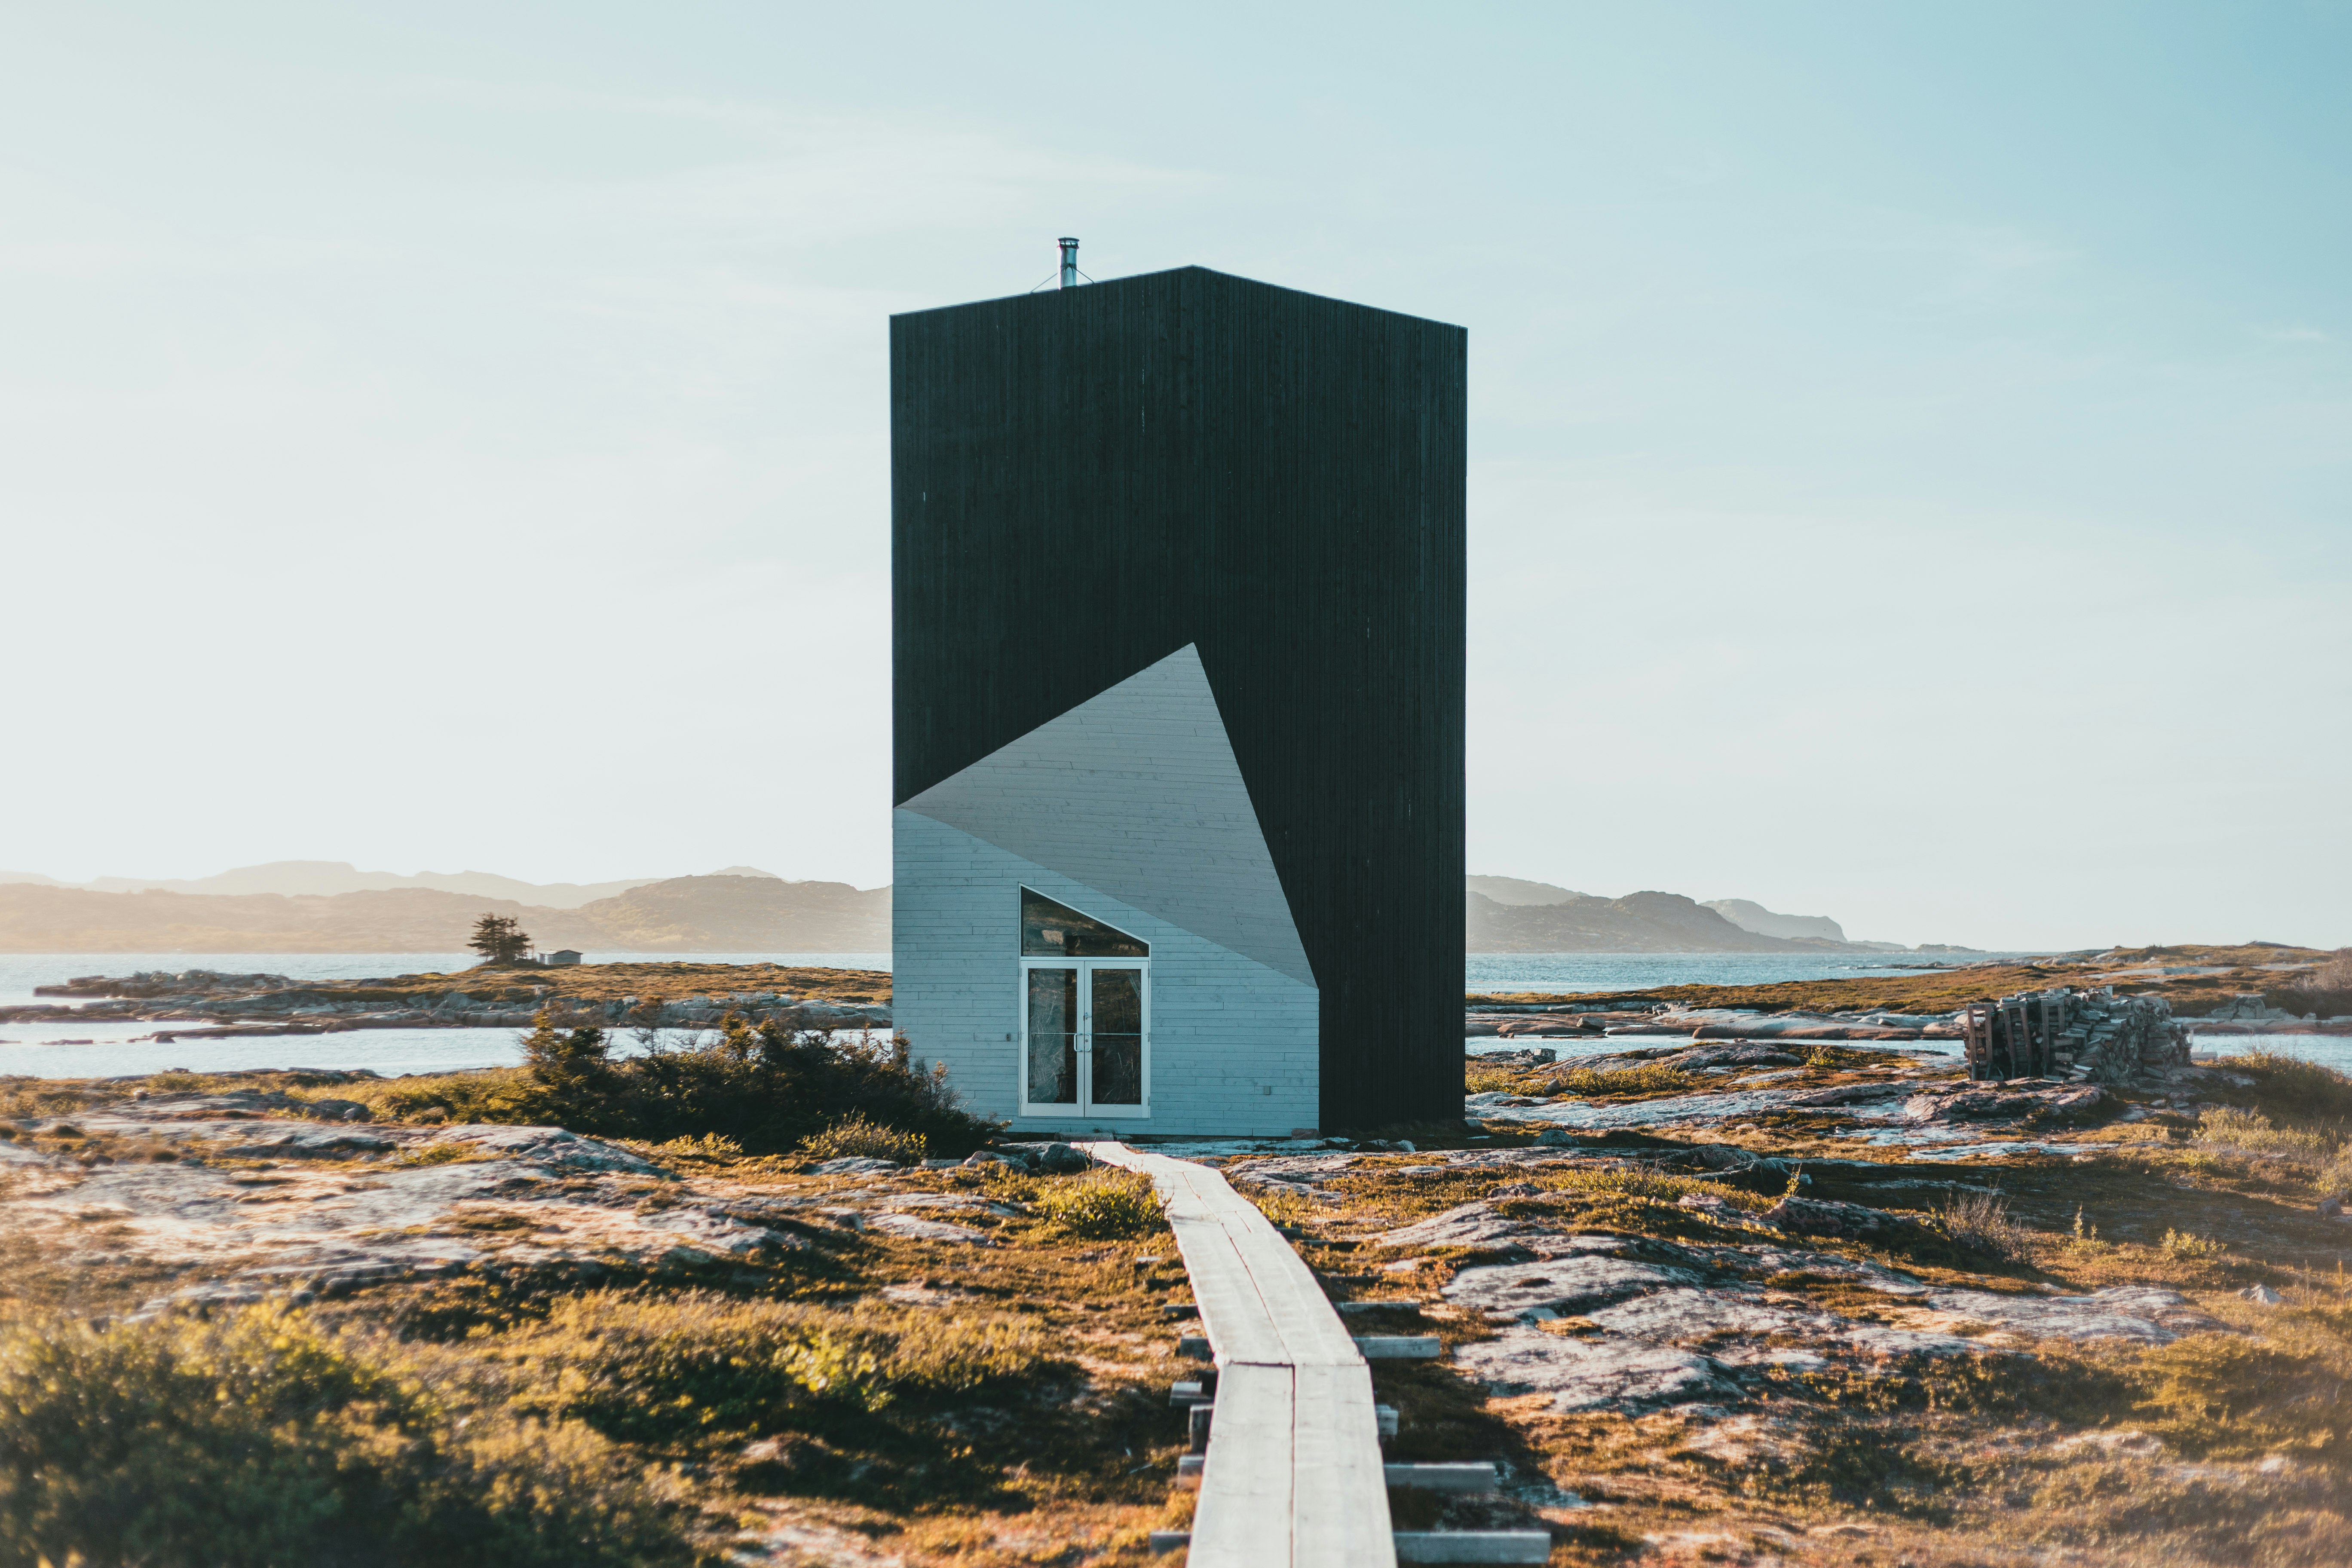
top-left (499, 1290), bottom-right (1053, 1435)
top-left (2197, 1105), bottom-right (2337, 1162)
top-left (1244, 1184), bottom-right (1320, 1229)
top-left (1939, 1188), bottom-right (2036, 1262)
top-left (798, 1114), bottom-right (927, 1164)
top-left (1538, 1164), bottom-right (1774, 1212)
top-left (1529, 1061), bottom-right (1697, 1099)
top-left (1035, 1170), bottom-right (1168, 1240)
top-left (2226, 1051), bottom-right (2352, 1124)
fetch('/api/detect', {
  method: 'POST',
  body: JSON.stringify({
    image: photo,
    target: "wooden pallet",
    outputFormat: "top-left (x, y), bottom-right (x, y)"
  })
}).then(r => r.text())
top-left (1085, 1143), bottom-right (1396, 1568)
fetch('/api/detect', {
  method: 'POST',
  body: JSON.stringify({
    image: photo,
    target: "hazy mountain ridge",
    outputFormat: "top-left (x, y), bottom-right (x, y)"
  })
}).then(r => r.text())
top-left (1463, 875), bottom-right (1912, 952)
top-left (1463, 875), bottom-right (1591, 906)
top-left (1703, 897), bottom-right (1849, 945)
top-left (1465, 889), bottom-right (1856, 953)
top-left (0, 860), bottom-right (686, 910)
top-left (0, 876), bottom-right (887, 954)
top-left (3, 862), bottom-right (1922, 955)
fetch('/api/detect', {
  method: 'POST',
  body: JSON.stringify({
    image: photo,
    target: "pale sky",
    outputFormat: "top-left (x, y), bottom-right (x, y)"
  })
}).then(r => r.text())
top-left (3, 3), bottom-right (2345, 950)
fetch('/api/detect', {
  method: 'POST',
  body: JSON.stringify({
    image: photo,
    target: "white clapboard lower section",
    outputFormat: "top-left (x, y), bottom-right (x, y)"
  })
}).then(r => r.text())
top-left (893, 812), bottom-right (1317, 1136)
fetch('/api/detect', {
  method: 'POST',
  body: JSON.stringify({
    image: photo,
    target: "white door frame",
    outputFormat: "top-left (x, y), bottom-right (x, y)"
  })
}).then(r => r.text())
top-left (1017, 957), bottom-right (1151, 1119)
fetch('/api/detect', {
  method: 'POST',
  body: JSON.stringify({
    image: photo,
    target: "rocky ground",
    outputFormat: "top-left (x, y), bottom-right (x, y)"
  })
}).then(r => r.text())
top-left (6, 1039), bottom-right (2352, 1565)
top-left (1194, 1041), bottom-right (2352, 1565)
top-left (0, 1076), bottom-right (1198, 1564)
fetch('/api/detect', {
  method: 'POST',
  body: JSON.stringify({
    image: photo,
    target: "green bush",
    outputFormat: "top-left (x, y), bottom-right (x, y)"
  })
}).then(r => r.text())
top-left (342, 1015), bottom-right (1000, 1158)
top-left (798, 1113), bottom-right (927, 1164)
top-left (0, 1305), bottom-right (698, 1568)
top-left (1033, 1170), bottom-right (1167, 1240)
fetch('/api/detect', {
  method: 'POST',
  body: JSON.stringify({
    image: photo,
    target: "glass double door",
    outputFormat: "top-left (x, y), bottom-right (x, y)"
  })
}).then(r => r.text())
top-left (1022, 960), bottom-right (1147, 1116)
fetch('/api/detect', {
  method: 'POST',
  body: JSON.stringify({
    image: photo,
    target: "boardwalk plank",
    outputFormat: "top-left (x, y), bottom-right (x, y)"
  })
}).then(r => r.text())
top-left (1190, 1362), bottom-right (1295, 1568)
top-left (1292, 1362), bottom-right (1397, 1568)
top-left (1087, 1143), bottom-right (1396, 1568)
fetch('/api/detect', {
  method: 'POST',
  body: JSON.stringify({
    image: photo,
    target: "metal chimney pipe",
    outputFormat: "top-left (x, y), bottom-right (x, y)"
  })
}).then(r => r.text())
top-left (1059, 237), bottom-right (1080, 289)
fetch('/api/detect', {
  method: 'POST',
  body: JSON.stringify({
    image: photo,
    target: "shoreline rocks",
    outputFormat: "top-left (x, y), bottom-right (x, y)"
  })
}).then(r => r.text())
top-left (3, 968), bottom-right (891, 1038)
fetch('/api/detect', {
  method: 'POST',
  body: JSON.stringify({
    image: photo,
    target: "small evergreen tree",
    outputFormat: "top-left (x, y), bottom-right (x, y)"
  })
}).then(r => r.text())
top-left (467, 913), bottom-right (532, 965)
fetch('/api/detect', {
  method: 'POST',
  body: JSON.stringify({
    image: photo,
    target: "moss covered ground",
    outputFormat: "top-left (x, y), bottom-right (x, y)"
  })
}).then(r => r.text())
top-left (0, 1125), bottom-right (1198, 1567)
top-left (1265, 1046), bottom-right (2352, 1566)
top-left (9, 1005), bottom-right (2352, 1562)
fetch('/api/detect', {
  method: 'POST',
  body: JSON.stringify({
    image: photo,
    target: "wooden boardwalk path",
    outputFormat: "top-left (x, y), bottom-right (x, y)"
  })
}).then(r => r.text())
top-left (1084, 1143), bottom-right (1395, 1568)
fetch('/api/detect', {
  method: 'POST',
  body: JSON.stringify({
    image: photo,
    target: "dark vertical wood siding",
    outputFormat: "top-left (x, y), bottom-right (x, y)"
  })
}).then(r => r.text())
top-left (891, 266), bottom-right (1465, 1130)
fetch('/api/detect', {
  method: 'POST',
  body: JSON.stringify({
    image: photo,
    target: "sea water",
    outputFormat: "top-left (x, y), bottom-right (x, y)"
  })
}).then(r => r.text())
top-left (0, 952), bottom-right (892, 1079)
top-left (12, 949), bottom-right (2320, 1082)
top-left (1464, 952), bottom-right (2042, 995)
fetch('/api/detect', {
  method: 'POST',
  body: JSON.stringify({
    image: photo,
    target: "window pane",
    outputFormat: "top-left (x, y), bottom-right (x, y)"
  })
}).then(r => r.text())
top-left (1091, 968), bottom-right (1144, 1105)
top-left (1026, 967), bottom-right (1078, 1104)
top-left (1022, 887), bottom-right (1148, 958)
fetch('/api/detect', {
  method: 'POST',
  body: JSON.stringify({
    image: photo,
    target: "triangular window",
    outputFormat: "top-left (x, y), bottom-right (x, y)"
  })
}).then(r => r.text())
top-left (1021, 887), bottom-right (1149, 958)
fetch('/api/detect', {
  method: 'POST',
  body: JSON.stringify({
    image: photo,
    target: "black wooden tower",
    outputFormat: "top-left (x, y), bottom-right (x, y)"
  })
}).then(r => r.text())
top-left (891, 265), bottom-right (1465, 1131)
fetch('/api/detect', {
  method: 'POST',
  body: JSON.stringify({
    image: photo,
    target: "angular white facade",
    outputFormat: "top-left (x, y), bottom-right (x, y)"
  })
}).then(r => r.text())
top-left (893, 646), bottom-right (1320, 1136)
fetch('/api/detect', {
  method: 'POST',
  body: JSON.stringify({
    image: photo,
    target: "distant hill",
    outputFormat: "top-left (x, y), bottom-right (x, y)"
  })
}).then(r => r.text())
top-left (1465, 889), bottom-right (1854, 953)
top-left (0, 860), bottom-right (1923, 956)
top-left (1464, 875), bottom-right (1589, 906)
top-left (0, 875), bottom-right (888, 953)
top-left (1703, 897), bottom-right (1848, 944)
top-left (9, 860), bottom-right (662, 910)
top-left (571, 876), bottom-right (888, 951)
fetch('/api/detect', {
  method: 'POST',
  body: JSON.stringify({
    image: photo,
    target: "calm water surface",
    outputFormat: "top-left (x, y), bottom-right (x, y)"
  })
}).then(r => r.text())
top-left (17, 949), bottom-right (2315, 1081)
top-left (0, 952), bottom-right (891, 1079)
top-left (1465, 952), bottom-right (2041, 995)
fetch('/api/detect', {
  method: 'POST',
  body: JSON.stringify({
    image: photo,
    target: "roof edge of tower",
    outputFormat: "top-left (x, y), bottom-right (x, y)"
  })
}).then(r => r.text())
top-left (889, 263), bottom-right (1462, 334)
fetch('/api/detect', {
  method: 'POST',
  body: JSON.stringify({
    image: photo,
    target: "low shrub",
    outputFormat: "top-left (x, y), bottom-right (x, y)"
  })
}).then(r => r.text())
top-left (1034, 1170), bottom-right (1168, 1240)
top-left (2161, 1228), bottom-right (2229, 1261)
top-left (799, 1114), bottom-right (927, 1164)
top-left (2321, 1150), bottom-right (2352, 1200)
top-left (0, 1306), bottom-right (698, 1568)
